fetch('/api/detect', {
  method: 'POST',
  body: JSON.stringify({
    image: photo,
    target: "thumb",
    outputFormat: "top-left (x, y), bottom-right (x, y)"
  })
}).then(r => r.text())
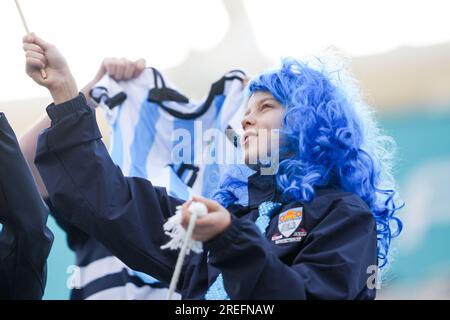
top-left (192, 196), bottom-right (222, 212)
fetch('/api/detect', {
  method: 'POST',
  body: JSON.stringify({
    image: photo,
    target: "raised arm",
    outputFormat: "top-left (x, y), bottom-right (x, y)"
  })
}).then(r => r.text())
top-left (19, 36), bottom-right (145, 199)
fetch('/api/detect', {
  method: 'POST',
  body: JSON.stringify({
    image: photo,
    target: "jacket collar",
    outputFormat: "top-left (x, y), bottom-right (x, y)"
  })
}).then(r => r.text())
top-left (247, 171), bottom-right (279, 208)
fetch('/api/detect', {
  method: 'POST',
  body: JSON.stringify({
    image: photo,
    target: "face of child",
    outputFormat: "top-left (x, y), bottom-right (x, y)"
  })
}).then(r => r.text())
top-left (240, 91), bottom-right (286, 167)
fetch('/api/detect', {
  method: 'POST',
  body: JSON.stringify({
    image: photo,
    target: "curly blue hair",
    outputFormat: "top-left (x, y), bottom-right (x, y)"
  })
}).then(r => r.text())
top-left (213, 57), bottom-right (404, 270)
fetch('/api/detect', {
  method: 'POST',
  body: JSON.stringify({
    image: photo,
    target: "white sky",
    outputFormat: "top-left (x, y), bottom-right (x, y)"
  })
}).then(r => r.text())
top-left (1, 0), bottom-right (450, 102)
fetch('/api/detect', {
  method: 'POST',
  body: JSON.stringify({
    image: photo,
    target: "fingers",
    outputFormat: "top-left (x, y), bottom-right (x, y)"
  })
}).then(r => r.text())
top-left (123, 63), bottom-right (135, 79)
top-left (23, 34), bottom-right (37, 48)
top-left (23, 36), bottom-right (45, 60)
top-left (180, 197), bottom-right (228, 241)
top-left (23, 36), bottom-right (48, 72)
top-left (23, 42), bottom-right (44, 54)
top-left (32, 33), bottom-right (52, 50)
top-left (180, 199), bottom-right (193, 230)
top-left (133, 59), bottom-right (146, 78)
top-left (102, 58), bottom-right (146, 81)
top-left (26, 57), bottom-right (45, 70)
top-left (23, 33), bottom-right (52, 51)
top-left (26, 50), bottom-right (46, 63)
top-left (180, 198), bottom-right (213, 230)
top-left (103, 58), bottom-right (116, 78)
top-left (190, 213), bottom-right (228, 242)
top-left (194, 211), bottom-right (223, 229)
top-left (187, 212), bottom-right (213, 241)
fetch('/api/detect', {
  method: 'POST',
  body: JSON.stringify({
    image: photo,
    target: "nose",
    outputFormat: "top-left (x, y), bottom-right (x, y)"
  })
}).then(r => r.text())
top-left (241, 111), bottom-right (256, 130)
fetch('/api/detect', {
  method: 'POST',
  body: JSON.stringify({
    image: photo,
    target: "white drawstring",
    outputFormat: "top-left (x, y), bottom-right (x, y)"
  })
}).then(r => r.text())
top-left (162, 201), bottom-right (207, 300)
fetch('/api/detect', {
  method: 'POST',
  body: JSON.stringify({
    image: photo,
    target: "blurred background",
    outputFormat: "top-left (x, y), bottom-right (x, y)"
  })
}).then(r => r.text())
top-left (0, 0), bottom-right (449, 299)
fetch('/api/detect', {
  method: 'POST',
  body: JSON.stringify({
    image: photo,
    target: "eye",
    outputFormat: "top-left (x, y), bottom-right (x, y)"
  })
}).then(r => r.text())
top-left (260, 103), bottom-right (273, 111)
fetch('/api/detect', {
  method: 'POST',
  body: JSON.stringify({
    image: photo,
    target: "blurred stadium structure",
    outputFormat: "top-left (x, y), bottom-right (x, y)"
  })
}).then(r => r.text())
top-left (0, 0), bottom-right (449, 299)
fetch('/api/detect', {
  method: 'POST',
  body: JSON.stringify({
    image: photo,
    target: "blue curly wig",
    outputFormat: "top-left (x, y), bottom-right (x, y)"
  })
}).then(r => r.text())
top-left (213, 57), bottom-right (404, 270)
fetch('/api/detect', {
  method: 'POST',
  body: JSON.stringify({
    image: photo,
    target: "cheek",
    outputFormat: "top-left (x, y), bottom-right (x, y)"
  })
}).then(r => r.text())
top-left (264, 109), bottom-right (285, 131)
top-left (244, 109), bottom-right (285, 163)
top-left (260, 110), bottom-right (285, 142)
top-left (265, 110), bottom-right (285, 152)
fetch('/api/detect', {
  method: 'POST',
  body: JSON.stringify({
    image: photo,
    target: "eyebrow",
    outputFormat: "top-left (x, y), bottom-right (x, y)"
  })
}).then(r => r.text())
top-left (259, 97), bottom-right (277, 105)
top-left (244, 97), bottom-right (278, 116)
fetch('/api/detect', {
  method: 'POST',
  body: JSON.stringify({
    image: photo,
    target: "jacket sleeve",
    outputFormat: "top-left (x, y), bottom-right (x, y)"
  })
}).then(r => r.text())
top-left (45, 198), bottom-right (90, 251)
top-left (34, 94), bottom-right (186, 286)
top-left (0, 112), bottom-right (54, 300)
top-left (204, 196), bottom-right (378, 300)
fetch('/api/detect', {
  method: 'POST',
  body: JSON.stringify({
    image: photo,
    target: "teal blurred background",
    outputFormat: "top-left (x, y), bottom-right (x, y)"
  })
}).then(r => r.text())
top-left (378, 109), bottom-right (450, 298)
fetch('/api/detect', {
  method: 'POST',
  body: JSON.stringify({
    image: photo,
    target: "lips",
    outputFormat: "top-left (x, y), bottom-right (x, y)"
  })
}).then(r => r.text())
top-left (242, 129), bottom-right (258, 145)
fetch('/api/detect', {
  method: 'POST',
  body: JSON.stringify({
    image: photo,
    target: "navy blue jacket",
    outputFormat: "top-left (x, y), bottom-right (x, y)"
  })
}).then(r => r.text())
top-left (35, 94), bottom-right (377, 300)
top-left (0, 113), bottom-right (53, 300)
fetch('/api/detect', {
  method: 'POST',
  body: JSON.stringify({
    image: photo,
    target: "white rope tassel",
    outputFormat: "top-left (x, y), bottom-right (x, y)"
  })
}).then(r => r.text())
top-left (162, 201), bottom-right (208, 300)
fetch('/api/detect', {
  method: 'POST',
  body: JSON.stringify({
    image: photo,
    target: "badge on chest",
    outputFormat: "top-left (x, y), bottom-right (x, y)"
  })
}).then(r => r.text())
top-left (271, 207), bottom-right (307, 244)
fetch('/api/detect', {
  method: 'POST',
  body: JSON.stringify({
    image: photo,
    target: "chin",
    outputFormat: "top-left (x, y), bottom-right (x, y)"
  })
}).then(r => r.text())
top-left (243, 146), bottom-right (257, 165)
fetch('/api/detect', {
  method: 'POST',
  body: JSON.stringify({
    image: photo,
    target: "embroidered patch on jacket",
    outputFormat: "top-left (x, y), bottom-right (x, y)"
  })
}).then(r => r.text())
top-left (278, 207), bottom-right (303, 237)
top-left (272, 207), bottom-right (307, 244)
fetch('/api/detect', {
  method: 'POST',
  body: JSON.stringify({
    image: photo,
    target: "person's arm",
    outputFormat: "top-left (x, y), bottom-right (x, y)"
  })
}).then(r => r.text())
top-left (19, 115), bottom-right (51, 198)
top-left (23, 33), bottom-right (187, 287)
top-left (19, 57), bottom-right (147, 248)
top-left (202, 196), bottom-right (378, 300)
top-left (0, 113), bottom-right (53, 300)
top-left (19, 44), bottom-right (146, 198)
